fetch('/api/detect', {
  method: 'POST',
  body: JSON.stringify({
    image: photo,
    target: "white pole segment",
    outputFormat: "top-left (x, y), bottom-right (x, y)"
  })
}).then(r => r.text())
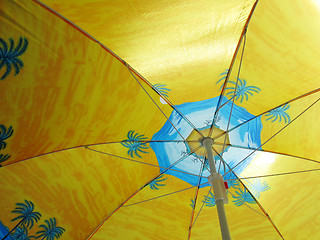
top-left (202, 138), bottom-right (231, 240)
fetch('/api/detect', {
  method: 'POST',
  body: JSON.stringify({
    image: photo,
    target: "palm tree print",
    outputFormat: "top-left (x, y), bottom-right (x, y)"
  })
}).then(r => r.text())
top-left (2, 200), bottom-right (41, 240)
top-left (11, 226), bottom-right (35, 240)
top-left (190, 199), bottom-right (196, 209)
top-left (265, 103), bottom-right (291, 124)
top-left (0, 125), bottom-right (14, 150)
top-left (35, 218), bottom-right (65, 240)
top-left (224, 78), bottom-right (260, 103)
top-left (0, 37), bottom-right (28, 80)
top-left (149, 175), bottom-right (167, 190)
top-left (203, 191), bottom-right (216, 207)
top-left (216, 69), bottom-right (229, 84)
top-left (121, 130), bottom-right (149, 158)
top-left (0, 153), bottom-right (10, 166)
top-left (204, 115), bottom-right (221, 128)
top-left (11, 200), bottom-right (41, 229)
top-left (247, 179), bottom-right (270, 198)
top-left (153, 84), bottom-right (171, 98)
top-left (232, 187), bottom-right (256, 206)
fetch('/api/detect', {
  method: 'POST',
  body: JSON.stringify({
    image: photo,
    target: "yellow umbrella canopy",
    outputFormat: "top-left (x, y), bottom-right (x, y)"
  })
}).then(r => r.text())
top-left (0, 0), bottom-right (319, 239)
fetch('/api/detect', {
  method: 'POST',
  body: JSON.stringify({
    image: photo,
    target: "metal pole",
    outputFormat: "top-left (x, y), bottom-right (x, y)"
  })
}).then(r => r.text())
top-left (202, 138), bottom-right (231, 240)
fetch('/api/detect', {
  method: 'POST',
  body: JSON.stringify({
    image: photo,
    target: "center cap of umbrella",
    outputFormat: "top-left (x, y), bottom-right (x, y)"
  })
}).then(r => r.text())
top-left (200, 137), bottom-right (215, 146)
top-left (186, 127), bottom-right (230, 158)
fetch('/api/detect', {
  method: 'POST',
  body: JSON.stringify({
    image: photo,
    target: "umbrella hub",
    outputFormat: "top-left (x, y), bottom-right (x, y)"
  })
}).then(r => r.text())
top-left (200, 137), bottom-right (215, 146)
top-left (186, 127), bottom-right (230, 158)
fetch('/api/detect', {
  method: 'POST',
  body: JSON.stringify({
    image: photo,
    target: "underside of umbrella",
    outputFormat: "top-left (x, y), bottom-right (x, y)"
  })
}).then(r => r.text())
top-left (0, 0), bottom-right (320, 239)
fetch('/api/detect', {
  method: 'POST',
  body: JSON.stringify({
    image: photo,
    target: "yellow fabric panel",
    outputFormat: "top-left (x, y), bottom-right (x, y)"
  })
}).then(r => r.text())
top-left (242, 152), bottom-right (320, 239)
top-left (227, 0), bottom-right (320, 117)
top-left (91, 174), bottom-right (194, 240)
top-left (0, 144), bottom-right (160, 239)
top-left (41, 0), bottom-right (256, 104)
top-left (0, 0), bottom-right (173, 164)
top-left (260, 92), bottom-right (320, 161)
top-left (91, 178), bottom-right (281, 239)
top-left (190, 185), bottom-right (281, 239)
top-left (226, 92), bottom-right (320, 161)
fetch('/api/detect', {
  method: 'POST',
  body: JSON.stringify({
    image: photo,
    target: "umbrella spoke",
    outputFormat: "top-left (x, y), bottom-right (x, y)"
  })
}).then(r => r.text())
top-left (209, 31), bottom-right (247, 157)
top-left (86, 144), bottom-right (204, 239)
top-left (226, 87), bottom-right (320, 135)
top-left (1, 140), bottom-right (194, 168)
top-left (211, 145), bottom-right (231, 176)
top-left (208, 0), bottom-right (257, 139)
top-left (188, 158), bottom-right (207, 239)
top-left (85, 145), bottom-right (204, 179)
top-left (151, 85), bottom-right (206, 139)
top-left (220, 155), bottom-right (285, 239)
top-left (228, 168), bottom-right (320, 180)
top-left (191, 186), bottom-right (213, 227)
top-left (227, 189), bottom-right (266, 218)
top-left (224, 97), bottom-right (320, 176)
top-left (125, 64), bottom-right (204, 140)
top-left (123, 183), bottom-right (207, 208)
top-left (215, 143), bottom-right (320, 164)
top-left (89, 140), bottom-right (192, 147)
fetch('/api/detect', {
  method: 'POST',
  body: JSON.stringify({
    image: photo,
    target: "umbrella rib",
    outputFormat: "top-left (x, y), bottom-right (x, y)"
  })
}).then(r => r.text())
top-left (151, 85), bottom-right (206, 139)
top-left (123, 182), bottom-right (207, 208)
top-left (223, 97), bottom-right (320, 176)
top-left (213, 30), bottom-right (247, 161)
top-left (87, 145), bottom-right (202, 240)
top-left (200, 148), bottom-right (267, 224)
top-left (213, 146), bottom-right (228, 174)
top-left (190, 147), bottom-right (213, 174)
top-left (228, 168), bottom-right (320, 180)
top-left (125, 64), bottom-right (195, 141)
top-left (220, 156), bottom-right (285, 239)
top-left (85, 146), bottom-right (205, 179)
top-left (225, 87), bottom-right (320, 135)
top-left (227, 190), bottom-right (266, 218)
top-left (191, 186), bottom-right (213, 227)
top-left (188, 161), bottom-right (207, 239)
top-left (33, 1), bottom-right (204, 146)
top-left (1, 140), bottom-right (191, 168)
top-left (208, 0), bottom-right (259, 138)
top-left (215, 143), bottom-right (320, 164)
top-left (236, 182), bottom-right (284, 239)
top-left (86, 145), bottom-right (204, 239)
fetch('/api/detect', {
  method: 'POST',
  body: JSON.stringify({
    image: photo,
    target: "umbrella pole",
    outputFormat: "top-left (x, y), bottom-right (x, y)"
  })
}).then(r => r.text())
top-left (202, 138), bottom-right (231, 240)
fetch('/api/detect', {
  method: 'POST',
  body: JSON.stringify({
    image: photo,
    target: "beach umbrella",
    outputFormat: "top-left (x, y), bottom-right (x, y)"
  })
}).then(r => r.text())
top-left (0, 0), bottom-right (319, 239)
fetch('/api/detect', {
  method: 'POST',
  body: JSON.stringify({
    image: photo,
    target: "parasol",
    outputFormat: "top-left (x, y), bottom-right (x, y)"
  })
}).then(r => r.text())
top-left (0, 0), bottom-right (319, 239)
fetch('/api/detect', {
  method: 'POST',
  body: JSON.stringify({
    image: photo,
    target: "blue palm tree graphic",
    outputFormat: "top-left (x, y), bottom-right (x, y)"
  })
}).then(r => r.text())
top-left (11, 200), bottom-right (41, 229)
top-left (11, 226), bottom-right (35, 240)
top-left (216, 69), bottom-right (229, 84)
top-left (232, 188), bottom-right (256, 206)
top-left (190, 199), bottom-right (196, 209)
top-left (35, 218), bottom-right (65, 240)
top-left (265, 103), bottom-right (291, 123)
top-left (149, 175), bottom-right (167, 190)
top-left (2, 200), bottom-right (41, 240)
top-left (203, 191), bottom-right (216, 207)
top-left (121, 130), bottom-right (149, 158)
top-left (224, 78), bottom-right (261, 103)
top-left (0, 153), bottom-right (10, 166)
top-left (247, 179), bottom-right (270, 198)
top-left (0, 37), bottom-right (28, 80)
top-left (153, 84), bottom-right (171, 98)
top-left (0, 125), bottom-right (14, 150)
